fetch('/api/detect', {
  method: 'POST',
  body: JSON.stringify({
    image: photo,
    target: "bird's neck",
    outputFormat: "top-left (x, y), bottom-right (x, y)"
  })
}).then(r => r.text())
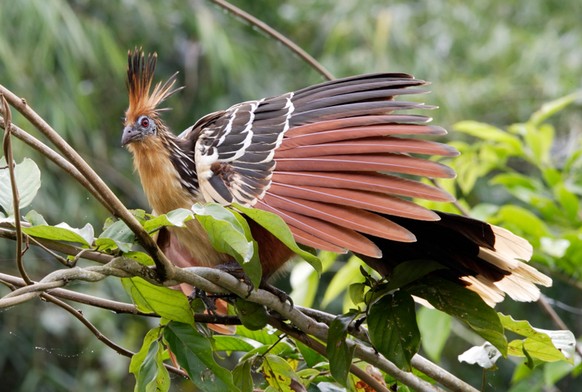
top-left (128, 132), bottom-right (199, 214)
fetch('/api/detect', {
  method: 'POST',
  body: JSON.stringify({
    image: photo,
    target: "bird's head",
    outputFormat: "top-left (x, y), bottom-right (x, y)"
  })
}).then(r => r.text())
top-left (122, 49), bottom-right (181, 146)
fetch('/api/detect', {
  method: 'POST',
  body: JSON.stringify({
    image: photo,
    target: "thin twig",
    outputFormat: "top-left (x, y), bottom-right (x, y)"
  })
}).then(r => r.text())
top-left (39, 292), bottom-right (188, 379)
top-left (1, 94), bottom-right (32, 284)
top-left (209, 0), bottom-right (334, 81)
top-left (0, 118), bottom-right (108, 207)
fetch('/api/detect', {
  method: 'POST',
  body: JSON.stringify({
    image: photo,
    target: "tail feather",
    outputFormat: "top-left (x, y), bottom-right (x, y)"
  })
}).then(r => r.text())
top-left (367, 212), bottom-right (551, 305)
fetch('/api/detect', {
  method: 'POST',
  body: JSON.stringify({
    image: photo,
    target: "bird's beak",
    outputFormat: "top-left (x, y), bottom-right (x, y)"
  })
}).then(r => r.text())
top-left (121, 125), bottom-right (138, 146)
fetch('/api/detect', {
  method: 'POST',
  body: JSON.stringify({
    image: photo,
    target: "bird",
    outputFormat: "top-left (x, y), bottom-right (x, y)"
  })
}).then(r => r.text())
top-left (121, 49), bottom-right (551, 306)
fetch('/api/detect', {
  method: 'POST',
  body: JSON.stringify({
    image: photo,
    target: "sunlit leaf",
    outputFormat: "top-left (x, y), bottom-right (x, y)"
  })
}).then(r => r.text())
top-left (192, 203), bottom-right (261, 286)
top-left (500, 314), bottom-right (575, 364)
top-left (143, 208), bottom-right (193, 232)
top-left (368, 291), bottom-right (420, 370)
top-left (22, 222), bottom-right (93, 247)
top-left (261, 354), bottom-right (304, 392)
top-left (0, 157), bottom-right (41, 215)
top-left (164, 322), bottom-right (238, 392)
top-left (233, 358), bottom-right (254, 392)
top-left (122, 277), bottom-right (194, 324)
top-left (233, 203), bottom-right (322, 274)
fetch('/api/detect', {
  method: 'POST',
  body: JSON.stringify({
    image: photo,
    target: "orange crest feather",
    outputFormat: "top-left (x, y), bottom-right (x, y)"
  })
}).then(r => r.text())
top-left (126, 49), bottom-right (182, 124)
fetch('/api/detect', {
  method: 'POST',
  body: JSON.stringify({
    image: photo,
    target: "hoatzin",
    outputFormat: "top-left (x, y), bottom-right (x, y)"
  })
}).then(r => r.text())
top-left (122, 50), bottom-right (551, 307)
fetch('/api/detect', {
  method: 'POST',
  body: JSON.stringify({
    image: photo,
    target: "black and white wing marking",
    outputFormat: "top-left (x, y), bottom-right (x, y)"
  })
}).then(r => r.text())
top-left (193, 92), bottom-right (295, 206)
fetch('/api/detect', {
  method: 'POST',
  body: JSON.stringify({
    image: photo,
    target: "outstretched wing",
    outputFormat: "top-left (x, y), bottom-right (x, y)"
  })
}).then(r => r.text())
top-left (180, 74), bottom-right (459, 257)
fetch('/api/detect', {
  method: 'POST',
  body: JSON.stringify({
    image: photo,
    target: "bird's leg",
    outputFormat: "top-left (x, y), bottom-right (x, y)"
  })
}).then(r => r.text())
top-left (214, 262), bottom-right (293, 307)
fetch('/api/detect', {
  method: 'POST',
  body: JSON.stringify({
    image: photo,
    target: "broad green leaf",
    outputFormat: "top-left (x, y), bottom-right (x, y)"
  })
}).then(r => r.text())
top-left (164, 321), bottom-right (239, 392)
top-left (122, 277), bottom-right (194, 324)
top-left (0, 157), bottom-right (41, 215)
top-left (261, 354), bottom-right (302, 392)
top-left (417, 307), bottom-right (452, 362)
top-left (130, 328), bottom-right (170, 392)
top-left (322, 256), bottom-right (364, 308)
top-left (143, 208), bottom-right (193, 232)
top-left (97, 219), bottom-right (135, 252)
top-left (212, 335), bottom-right (256, 353)
top-left (554, 184), bottom-right (579, 222)
top-left (368, 291), bottom-right (420, 370)
top-left (500, 314), bottom-right (574, 364)
top-left (295, 340), bottom-right (326, 369)
top-left (236, 325), bottom-right (280, 345)
top-left (22, 223), bottom-right (93, 247)
top-left (192, 203), bottom-right (261, 286)
top-left (453, 121), bottom-right (522, 149)
top-left (523, 122), bottom-right (554, 166)
top-left (234, 298), bottom-right (268, 331)
top-left (233, 203), bottom-right (322, 274)
top-left (327, 311), bottom-right (358, 386)
top-left (492, 205), bottom-right (550, 239)
top-left (406, 276), bottom-right (507, 355)
top-left (233, 358), bottom-right (254, 392)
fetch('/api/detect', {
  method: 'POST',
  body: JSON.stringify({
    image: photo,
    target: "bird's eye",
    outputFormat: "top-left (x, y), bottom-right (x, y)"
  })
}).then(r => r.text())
top-left (139, 116), bottom-right (150, 128)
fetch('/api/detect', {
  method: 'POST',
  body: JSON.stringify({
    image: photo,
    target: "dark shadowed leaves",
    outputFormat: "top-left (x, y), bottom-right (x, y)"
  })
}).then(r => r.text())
top-left (368, 290), bottom-right (420, 370)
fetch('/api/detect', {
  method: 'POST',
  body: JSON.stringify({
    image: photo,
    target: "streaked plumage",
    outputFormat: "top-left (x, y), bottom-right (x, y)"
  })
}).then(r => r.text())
top-left (122, 50), bottom-right (551, 304)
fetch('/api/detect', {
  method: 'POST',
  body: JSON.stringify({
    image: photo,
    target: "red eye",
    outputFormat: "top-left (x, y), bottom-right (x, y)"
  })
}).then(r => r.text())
top-left (140, 117), bottom-right (150, 128)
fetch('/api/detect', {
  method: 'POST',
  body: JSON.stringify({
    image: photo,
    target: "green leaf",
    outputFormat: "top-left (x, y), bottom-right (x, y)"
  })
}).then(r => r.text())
top-left (233, 203), bottom-right (322, 274)
top-left (164, 322), bottom-right (239, 392)
top-left (97, 219), bottom-right (135, 252)
top-left (261, 354), bottom-right (303, 392)
top-left (22, 222), bottom-right (93, 247)
top-left (143, 208), bottom-right (193, 233)
top-left (528, 92), bottom-right (582, 127)
top-left (523, 122), bottom-right (554, 166)
top-left (453, 121), bottom-right (522, 149)
top-left (0, 157), bottom-right (41, 215)
top-left (368, 291), bottom-right (420, 370)
top-left (327, 311), bottom-right (357, 386)
top-left (554, 184), bottom-right (579, 222)
top-left (192, 203), bottom-right (261, 286)
top-left (212, 336), bottom-right (256, 353)
top-left (130, 327), bottom-right (170, 392)
top-left (295, 340), bottom-right (326, 369)
top-left (233, 358), bottom-right (254, 392)
top-left (121, 277), bottom-right (194, 325)
top-left (500, 314), bottom-right (574, 364)
top-left (406, 276), bottom-right (507, 355)
top-left (234, 298), bottom-right (268, 331)
top-left (417, 307), bottom-right (452, 362)
top-left (236, 325), bottom-right (280, 345)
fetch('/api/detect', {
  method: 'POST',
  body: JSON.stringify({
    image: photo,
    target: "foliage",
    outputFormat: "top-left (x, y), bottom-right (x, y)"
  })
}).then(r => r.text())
top-left (1, 1), bottom-right (582, 391)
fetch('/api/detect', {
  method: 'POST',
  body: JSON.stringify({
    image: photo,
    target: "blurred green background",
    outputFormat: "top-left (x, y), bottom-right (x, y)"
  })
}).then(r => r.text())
top-left (1, 0), bottom-right (581, 390)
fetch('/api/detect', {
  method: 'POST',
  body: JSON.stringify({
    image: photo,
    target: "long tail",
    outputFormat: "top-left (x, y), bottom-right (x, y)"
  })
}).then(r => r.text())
top-left (363, 212), bottom-right (552, 305)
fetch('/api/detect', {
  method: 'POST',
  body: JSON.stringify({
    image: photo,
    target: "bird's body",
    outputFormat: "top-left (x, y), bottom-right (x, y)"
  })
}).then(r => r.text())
top-left (122, 50), bottom-right (551, 305)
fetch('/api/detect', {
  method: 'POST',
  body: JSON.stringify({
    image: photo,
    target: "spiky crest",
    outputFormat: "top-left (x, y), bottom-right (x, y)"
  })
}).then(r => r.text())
top-left (125, 49), bottom-right (182, 124)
